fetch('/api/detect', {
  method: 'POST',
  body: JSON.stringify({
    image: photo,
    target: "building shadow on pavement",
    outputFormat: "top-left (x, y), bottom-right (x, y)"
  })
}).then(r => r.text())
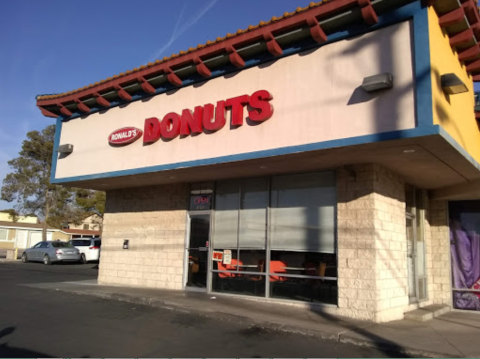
top-left (308, 309), bottom-right (414, 358)
top-left (0, 326), bottom-right (53, 358)
top-left (0, 327), bottom-right (15, 339)
top-left (0, 343), bottom-right (53, 358)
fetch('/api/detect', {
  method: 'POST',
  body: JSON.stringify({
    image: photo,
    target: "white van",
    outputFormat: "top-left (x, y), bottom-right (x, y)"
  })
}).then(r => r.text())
top-left (69, 238), bottom-right (101, 264)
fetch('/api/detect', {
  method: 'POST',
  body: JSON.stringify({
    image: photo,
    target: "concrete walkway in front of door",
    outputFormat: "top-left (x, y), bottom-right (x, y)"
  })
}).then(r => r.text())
top-left (24, 279), bottom-right (480, 358)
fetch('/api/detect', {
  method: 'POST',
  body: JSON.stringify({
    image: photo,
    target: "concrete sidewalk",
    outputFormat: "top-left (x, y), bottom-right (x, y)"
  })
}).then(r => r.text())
top-left (24, 279), bottom-right (480, 358)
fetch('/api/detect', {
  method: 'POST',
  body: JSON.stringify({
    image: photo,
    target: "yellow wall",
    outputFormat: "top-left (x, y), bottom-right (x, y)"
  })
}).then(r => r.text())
top-left (7, 229), bottom-right (16, 241)
top-left (0, 213), bottom-right (38, 223)
top-left (429, 7), bottom-right (480, 164)
top-left (0, 241), bottom-right (14, 249)
top-left (0, 229), bottom-right (15, 249)
top-left (51, 232), bottom-right (70, 241)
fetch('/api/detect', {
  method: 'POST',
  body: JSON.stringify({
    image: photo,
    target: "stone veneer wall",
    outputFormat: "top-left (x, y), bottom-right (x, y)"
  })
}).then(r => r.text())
top-left (97, 165), bottom-right (452, 322)
top-left (336, 164), bottom-right (408, 322)
top-left (98, 183), bottom-right (188, 289)
top-left (426, 199), bottom-right (452, 306)
top-left (0, 241), bottom-right (14, 250)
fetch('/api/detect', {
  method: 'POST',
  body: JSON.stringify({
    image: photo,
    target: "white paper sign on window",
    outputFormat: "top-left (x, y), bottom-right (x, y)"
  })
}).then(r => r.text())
top-left (223, 249), bottom-right (232, 265)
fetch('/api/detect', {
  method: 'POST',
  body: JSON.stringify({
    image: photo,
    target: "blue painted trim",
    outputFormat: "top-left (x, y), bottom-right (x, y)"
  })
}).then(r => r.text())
top-left (50, 117), bottom-right (62, 184)
top-left (412, 4), bottom-right (433, 129)
top-left (51, 126), bottom-right (440, 184)
top-left (438, 126), bottom-right (480, 171)
top-left (61, 2), bottom-right (421, 122)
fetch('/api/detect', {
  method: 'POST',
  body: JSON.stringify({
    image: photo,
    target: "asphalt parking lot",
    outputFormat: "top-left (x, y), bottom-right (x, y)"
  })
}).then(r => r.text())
top-left (0, 261), bottom-right (414, 358)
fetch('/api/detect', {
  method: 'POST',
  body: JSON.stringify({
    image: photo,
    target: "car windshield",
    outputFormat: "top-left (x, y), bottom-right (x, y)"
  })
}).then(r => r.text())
top-left (51, 242), bottom-right (73, 248)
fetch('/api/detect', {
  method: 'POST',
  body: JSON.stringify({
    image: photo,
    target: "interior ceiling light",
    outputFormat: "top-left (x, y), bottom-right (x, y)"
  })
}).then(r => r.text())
top-left (441, 73), bottom-right (468, 95)
top-left (361, 73), bottom-right (394, 93)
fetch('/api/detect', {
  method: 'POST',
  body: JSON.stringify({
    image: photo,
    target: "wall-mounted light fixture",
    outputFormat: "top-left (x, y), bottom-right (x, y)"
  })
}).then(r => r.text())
top-left (57, 144), bottom-right (73, 154)
top-left (361, 73), bottom-right (394, 93)
top-left (123, 239), bottom-right (129, 249)
top-left (475, 92), bottom-right (480, 112)
top-left (441, 73), bottom-right (468, 95)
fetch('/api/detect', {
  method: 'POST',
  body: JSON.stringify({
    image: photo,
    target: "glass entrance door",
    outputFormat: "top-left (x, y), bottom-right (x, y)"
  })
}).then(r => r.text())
top-left (406, 215), bottom-right (418, 301)
top-left (185, 214), bottom-right (210, 290)
top-left (406, 186), bottom-right (427, 303)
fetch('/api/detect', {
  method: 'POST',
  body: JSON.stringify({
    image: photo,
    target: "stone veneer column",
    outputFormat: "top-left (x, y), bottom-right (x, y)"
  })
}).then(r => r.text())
top-left (426, 199), bottom-right (452, 306)
top-left (336, 164), bottom-right (408, 322)
top-left (98, 183), bottom-right (188, 290)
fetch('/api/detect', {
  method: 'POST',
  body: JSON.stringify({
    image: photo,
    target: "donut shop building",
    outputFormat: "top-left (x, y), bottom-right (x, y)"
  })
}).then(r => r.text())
top-left (36, 0), bottom-right (480, 322)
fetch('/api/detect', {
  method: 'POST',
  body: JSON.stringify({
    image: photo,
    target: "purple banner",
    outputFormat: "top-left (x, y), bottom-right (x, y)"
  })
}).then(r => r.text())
top-left (449, 202), bottom-right (480, 311)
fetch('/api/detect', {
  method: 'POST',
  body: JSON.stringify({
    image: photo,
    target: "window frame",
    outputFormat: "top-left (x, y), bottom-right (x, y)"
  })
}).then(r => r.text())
top-left (0, 228), bottom-right (9, 241)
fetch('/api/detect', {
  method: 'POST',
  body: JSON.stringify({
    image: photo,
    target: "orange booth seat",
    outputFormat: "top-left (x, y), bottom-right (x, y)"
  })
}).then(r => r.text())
top-left (269, 260), bottom-right (288, 282)
top-left (217, 259), bottom-right (243, 278)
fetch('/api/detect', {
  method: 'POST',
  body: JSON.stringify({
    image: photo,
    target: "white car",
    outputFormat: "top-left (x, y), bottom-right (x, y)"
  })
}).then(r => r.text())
top-left (69, 238), bottom-right (101, 264)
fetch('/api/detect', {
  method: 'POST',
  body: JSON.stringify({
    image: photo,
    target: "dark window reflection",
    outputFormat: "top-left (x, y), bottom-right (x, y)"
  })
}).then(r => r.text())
top-left (212, 271), bottom-right (266, 297)
top-left (187, 249), bottom-right (208, 288)
top-left (270, 278), bottom-right (337, 304)
top-left (269, 251), bottom-right (337, 304)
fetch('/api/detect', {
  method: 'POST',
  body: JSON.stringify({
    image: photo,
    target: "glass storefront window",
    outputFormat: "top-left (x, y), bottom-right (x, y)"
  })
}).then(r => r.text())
top-left (211, 171), bottom-right (337, 305)
top-left (212, 271), bottom-right (266, 297)
top-left (271, 172), bottom-right (336, 253)
top-left (270, 278), bottom-right (338, 305)
top-left (269, 251), bottom-right (337, 277)
top-left (269, 251), bottom-right (337, 304)
top-left (213, 181), bottom-right (240, 250)
top-left (239, 177), bottom-right (268, 251)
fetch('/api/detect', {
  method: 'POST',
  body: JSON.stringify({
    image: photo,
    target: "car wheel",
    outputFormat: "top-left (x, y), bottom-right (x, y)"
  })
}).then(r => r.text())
top-left (43, 255), bottom-right (52, 265)
top-left (80, 254), bottom-right (87, 264)
top-left (21, 253), bottom-right (28, 263)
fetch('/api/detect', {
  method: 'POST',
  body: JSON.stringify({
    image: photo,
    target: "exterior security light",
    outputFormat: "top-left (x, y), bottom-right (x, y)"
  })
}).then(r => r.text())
top-left (441, 73), bottom-right (468, 95)
top-left (475, 92), bottom-right (480, 112)
top-left (57, 144), bottom-right (73, 154)
top-left (361, 73), bottom-right (394, 93)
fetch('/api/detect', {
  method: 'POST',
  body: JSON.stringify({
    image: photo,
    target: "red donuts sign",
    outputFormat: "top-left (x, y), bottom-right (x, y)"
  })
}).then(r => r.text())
top-left (108, 127), bottom-right (143, 146)
top-left (108, 90), bottom-right (273, 146)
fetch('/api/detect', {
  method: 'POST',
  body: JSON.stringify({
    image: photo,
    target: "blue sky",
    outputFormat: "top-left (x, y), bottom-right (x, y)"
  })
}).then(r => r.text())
top-left (0, 0), bottom-right (314, 210)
